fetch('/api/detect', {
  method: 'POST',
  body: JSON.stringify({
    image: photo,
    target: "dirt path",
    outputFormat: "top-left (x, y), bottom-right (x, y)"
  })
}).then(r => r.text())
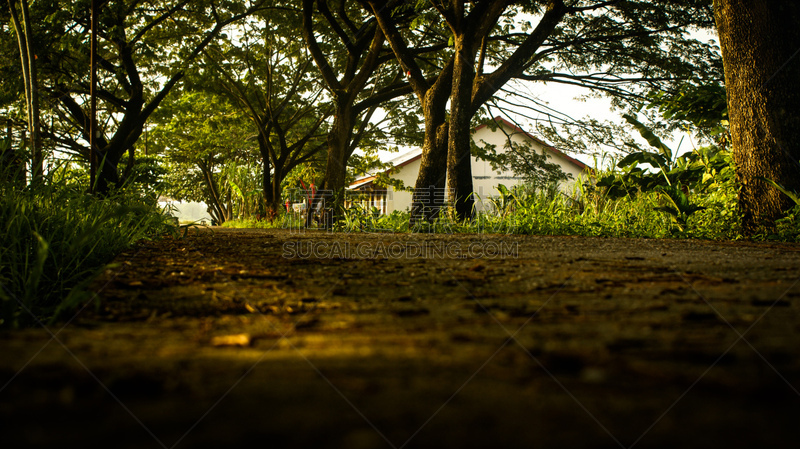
top-left (2, 228), bottom-right (800, 448)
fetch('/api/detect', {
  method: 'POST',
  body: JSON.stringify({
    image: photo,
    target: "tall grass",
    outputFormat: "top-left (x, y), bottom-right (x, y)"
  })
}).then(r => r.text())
top-left (216, 150), bottom-right (800, 242)
top-left (222, 212), bottom-right (305, 229)
top-left (0, 175), bottom-right (175, 328)
top-left (226, 185), bottom-right (745, 239)
top-left (325, 176), bottom-right (743, 239)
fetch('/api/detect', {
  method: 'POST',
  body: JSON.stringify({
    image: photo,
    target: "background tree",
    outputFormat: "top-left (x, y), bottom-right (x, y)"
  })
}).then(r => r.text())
top-left (713, 0), bottom-right (800, 234)
top-left (33, 0), bottom-right (267, 194)
top-left (474, 135), bottom-right (571, 190)
top-left (202, 10), bottom-right (331, 214)
top-left (366, 0), bottom-right (454, 222)
top-left (150, 90), bottom-right (258, 225)
top-left (5, 0), bottom-right (42, 181)
top-left (370, 0), bottom-right (719, 221)
top-left (302, 0), bottom-right (419, 224)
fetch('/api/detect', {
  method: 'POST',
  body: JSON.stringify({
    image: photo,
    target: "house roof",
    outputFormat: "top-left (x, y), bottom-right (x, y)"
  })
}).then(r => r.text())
top-left (349, 116), bottom-right (587, 189)
top-left (349, 148), bottom-right (422, 190)
top-left (475, 117), bottom-right (589, 171)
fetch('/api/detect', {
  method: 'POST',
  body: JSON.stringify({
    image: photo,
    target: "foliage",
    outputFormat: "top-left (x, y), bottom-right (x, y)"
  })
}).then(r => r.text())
top-left (337, 205), bottom-right (410, 233)
top-left (0, 170), bottom-right (175, 328)
top-left (757, 178), bottom-right (800, 242)
top-left (150, 90), bottom-right (259, 224)
top-left (486, 184), bottom-right (518, 219)
top-left (222, 213), bottom-right (303, 230)
top-left (199, 9), bottom-right (331, 209)
top-left (474, 136), bottom-right (572, 191)
top-left (0, 0), bottom-right (271, 193)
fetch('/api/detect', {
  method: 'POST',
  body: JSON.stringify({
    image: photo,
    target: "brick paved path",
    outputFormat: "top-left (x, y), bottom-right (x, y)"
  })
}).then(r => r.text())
top-left (2, 228), bottom-right (800, 448)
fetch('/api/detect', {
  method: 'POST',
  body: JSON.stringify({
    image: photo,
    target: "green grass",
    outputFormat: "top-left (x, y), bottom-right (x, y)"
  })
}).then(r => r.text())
top-left (0, 179), bottom-right (175, 328)
top-left (222, 213), bottom-right (305, 229)
top-left (322, 179), bottom-right (746, 240)
top-left (209, 158), bottom-right (799, 242)
top-left (222, 191), bottom-right (746, 239)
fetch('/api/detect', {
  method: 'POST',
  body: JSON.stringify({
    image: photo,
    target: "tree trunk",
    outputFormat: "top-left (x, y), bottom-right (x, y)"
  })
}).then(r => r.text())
top-left (321, 102), bottom-right (355, 227)
top-left (448, 33), bottom-right (476, 221)
top-left (200, 162), bottom-right (227, 225)
top-left (19, 0), bottom-right (42, 181)
top-left (95, 148), bottom-right (122, 194)
top-left (2, 119), bottom-right (25, 187)
top-left (262, 157), bottom-right (273, 212)
top-left (269, 169), bottom-right (283, 218)
top-left (121, 145), bottom-right (135, 185)
top-left (714, 0), bottom-right (800, 234)
top-left (93, 108), bottom-right (146, 194)
top-left (411, 94), bottom-right (449, 224)
top-left (259, 136), bottom-right (274, 214)
top-left (7, 0), bottom-right (42, 182)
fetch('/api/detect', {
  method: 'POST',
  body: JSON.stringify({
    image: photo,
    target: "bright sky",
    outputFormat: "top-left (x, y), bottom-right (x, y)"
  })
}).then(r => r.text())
top-left (374, 29), bottom-right (719, 171)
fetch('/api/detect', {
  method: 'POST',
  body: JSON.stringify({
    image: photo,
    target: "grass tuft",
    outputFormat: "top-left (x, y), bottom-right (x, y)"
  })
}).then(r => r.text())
top-left (0, 179), bottom-right (175, 328)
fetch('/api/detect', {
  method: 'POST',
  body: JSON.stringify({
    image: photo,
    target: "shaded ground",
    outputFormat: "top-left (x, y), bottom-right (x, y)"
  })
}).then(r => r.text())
top-left (2, 227), bottom-right (800, 448)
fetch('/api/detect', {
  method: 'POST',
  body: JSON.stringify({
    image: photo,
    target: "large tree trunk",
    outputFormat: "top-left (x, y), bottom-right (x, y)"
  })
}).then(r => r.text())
top-left (714, 0), bottom-right (800, 234)
top-left (267, 156), bottom-right (286, 219)
top-left (262, 155), bottom-right (273, 213)
top-left (270, 169), bottom-right (283, 216)
top-left (411, 94), bottom-right (449, 224)
top-left (448, 33), bottom-right (476, 221)
top-left (92, 98), bottom-right (147, 194)
top-left (258, 135), bottom-right (276, 216)
top-left (321, 101), bottom-right (355, 227)
top-left (94, 148), bottom-right (123, 194)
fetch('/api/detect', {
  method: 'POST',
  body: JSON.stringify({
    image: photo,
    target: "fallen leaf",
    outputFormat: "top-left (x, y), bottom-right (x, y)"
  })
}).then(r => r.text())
top-left (211, 334), bottom-right (251, 347)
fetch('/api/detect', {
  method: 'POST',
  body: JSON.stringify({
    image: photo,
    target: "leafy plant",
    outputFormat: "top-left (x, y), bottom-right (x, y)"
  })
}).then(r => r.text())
top-left (757, 177), bottom-right (800, 206)
top-left (653, 184), bottom-right (707, 232)
top-left (0, 173), bottom-right (175, 328)
top-left (488, 184), bottom-right (517, 218)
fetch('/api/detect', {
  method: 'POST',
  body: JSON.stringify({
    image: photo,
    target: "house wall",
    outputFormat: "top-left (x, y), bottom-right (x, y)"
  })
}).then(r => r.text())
top-left (472, 124), bottom-right (585, 190)
top-left (385, 156), bottom-right (420, 214)
top-left (381, 122), bottom-right (587, 214)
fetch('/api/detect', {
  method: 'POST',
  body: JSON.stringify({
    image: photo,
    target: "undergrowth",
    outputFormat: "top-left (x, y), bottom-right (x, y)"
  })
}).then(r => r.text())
top-left (0, 176), bottom-right (175, 328)
top-left (211, 145), bottom-right (798, 242)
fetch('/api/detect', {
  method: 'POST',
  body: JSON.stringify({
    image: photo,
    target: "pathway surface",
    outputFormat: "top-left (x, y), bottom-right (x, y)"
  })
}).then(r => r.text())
top-left (2, 228), bottom-right (800, 448)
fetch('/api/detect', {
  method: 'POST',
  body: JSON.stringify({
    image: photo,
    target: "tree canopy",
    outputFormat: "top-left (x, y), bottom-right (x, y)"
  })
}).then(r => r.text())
top-left (11, 1), bottom-right (786, 233)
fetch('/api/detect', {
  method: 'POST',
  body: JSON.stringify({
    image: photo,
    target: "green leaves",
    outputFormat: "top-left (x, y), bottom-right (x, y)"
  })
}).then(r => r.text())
top-left (617, 151), bottom-right (670, 173)
top-left (622, 113), bottom-right (673, 164)
top-left (757, 177), bottom-right (800, 206)
top-left (0, 174), bottom-right (174, 327)
top-left (652, 184), bottom-right (707, 234)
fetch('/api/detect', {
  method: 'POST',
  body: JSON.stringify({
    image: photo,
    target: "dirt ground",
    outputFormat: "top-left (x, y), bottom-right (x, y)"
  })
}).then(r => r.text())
top-left (2, 227), bottom-right (800, 448)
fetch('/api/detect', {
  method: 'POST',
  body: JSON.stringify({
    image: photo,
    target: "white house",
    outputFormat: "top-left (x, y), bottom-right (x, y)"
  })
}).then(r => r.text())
top-left (349, 117), bottom-right (588, 214)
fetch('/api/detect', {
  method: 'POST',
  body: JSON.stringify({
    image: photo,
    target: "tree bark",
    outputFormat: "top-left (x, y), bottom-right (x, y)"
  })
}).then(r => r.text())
top-left (373, 0), bottom-right (568, 223)
top-left (412, 93), bottom-right (450, 223)
top-left (368, 0), bottom-right (455, 223)
top-left (2, 119), bottom-right (25, 187)
top-left (714, 0), bottom-right (800, 234)
top-left (448, 32), bottom-right (476, 220)
top-left (200, 161), bottom-right (228, 225)
top-left (19, 0), bottom-right (41, 181)
top-left (257, 135), bottom-right (275, 213)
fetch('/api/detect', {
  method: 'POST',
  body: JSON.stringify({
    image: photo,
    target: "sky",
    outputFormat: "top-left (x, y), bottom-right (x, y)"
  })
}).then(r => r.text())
top-left (374, 29), bottom-right (720, 170)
